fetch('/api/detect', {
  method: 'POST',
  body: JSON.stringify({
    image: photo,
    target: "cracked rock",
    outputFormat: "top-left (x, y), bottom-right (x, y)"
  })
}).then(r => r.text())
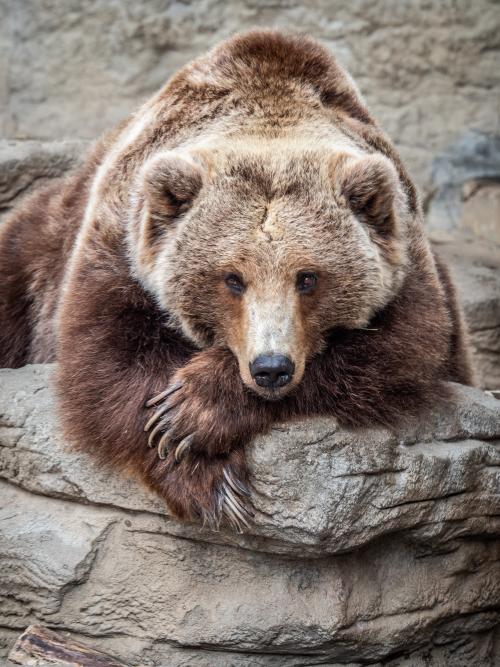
top-left (1, 364), bottom-right (499, 666)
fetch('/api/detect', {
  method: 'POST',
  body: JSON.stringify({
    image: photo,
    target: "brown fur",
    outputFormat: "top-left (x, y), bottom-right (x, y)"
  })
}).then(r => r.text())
top-left (0, 30), bottom-right (473, 528)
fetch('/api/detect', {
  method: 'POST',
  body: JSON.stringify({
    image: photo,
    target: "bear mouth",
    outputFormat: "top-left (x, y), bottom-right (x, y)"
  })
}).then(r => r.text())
top-left (246, 382), bottom-right (295, 402)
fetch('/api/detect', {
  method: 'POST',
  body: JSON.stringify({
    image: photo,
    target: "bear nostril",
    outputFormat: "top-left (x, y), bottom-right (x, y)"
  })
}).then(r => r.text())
top-left (249, 354), bottom-right (295, 389)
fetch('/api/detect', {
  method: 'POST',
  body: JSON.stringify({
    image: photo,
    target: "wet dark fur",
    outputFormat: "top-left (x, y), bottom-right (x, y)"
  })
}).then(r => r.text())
top-left (0, 31), bottom-right (473, 526)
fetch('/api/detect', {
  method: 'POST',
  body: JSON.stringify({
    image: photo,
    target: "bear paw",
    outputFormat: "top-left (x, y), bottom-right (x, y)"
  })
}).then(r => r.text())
top-left (145, 382), bottom-right (254, 531)
top-left (153, 451), bottom-right (254, 532)
top-left (144, 367), bottom-right (251, 459)
top-left (144, 380), bottom-right (186, 459)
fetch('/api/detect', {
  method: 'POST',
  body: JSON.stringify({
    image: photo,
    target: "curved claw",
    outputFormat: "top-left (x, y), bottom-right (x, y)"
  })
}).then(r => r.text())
top-left (175, 433), bottom-right (195, 462)
top-left (157, 430), bottom-right (173, 459)
top-left (223, 467), bottom-right (251, 497)
top-left (224, 495), bottom-right (251, 530)
top-left (219, 476), bottom-right (254, 533)
top-left (145, 381), bottom-right (183, 408)
top-left (144, 402), bottom-right (175, 432)
top-left (224, 484), bottom-right (253, 522)
top-left (233, 477), bottom-right (251, 498)
top-left (147, 421), bottom-right (164, 447)
top-left (148, 411), bottom-right (175, 447)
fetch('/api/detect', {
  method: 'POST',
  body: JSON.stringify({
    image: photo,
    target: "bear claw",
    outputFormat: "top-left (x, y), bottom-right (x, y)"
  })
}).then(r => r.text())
top-left (144, 402), bottom-right (174, 432)
top-left (174, 433), bottom-right (195, 461)
top-left (224, 488), bottom-right (251, 528)
top-left (145, 381), bottom-right (183, 408)
top-left (223, 467), bottom-right (251, 497)
top-left (147, 420), bottom-right (164, 447)
top-left (220, 482), bottom-right (253, 532)
top-left (157, 430), bottom-right (173, 459)
top-left (217, 467), bottom-right (254, 533)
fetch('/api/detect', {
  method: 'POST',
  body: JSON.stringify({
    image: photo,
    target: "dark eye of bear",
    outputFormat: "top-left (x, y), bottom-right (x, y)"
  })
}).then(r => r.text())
top-left (225, 273), bottom-right (245, 295)
top-left (296, 272), bottom-right (318, 294)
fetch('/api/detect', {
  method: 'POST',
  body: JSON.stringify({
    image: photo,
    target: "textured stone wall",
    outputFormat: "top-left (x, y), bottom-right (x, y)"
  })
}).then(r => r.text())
top-left (1, 365), bottom-right (500, 665)
top-left (1, 0), bottom-right (499, 236)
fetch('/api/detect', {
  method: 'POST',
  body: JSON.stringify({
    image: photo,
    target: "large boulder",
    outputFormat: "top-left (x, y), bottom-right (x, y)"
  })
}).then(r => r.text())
top-left (1, 364), bottom-right (499, 666)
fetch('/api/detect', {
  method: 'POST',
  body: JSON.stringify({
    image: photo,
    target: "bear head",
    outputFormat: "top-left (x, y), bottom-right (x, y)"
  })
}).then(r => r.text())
top-left (128, 140), bottom-right (409, 401)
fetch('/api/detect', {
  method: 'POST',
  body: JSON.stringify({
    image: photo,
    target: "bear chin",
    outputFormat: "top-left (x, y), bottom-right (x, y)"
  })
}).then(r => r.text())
top-left (249, 384), bottom-right (295, 402)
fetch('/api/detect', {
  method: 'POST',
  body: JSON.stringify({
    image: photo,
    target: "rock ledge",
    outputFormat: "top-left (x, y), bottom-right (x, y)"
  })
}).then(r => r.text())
top-left (1, 364), bottom-right (499, 666)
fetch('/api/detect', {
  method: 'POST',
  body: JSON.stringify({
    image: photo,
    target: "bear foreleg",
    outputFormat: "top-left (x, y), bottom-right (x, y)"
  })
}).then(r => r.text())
top-left (143, 346), bottom-right (274, 530)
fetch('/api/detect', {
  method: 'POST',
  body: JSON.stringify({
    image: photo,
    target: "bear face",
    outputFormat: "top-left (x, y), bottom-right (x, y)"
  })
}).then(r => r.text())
top-left (129, 139), bottom-right (408, 401)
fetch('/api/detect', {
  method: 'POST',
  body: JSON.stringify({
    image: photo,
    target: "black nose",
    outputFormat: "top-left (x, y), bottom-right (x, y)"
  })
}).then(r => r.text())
top-left (249, 354), bottom-right (295, 389)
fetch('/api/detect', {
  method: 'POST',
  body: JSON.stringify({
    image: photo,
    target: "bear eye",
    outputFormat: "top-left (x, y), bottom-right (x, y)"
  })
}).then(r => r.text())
top-left (296, 271), bottom-right (318, 294)
top-left (225, 273), bottom-right (245, 295)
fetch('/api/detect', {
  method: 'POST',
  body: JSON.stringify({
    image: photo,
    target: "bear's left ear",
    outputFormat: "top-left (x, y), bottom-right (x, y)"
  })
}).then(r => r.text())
top-left (336, 155), bottom-right (398, 237)
top-left (142, 150), bottom-right (205, 224)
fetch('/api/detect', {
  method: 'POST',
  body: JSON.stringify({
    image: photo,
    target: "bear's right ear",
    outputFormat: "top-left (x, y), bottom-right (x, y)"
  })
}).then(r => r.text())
top-left (142, 151), bottom-right (204, 225)
top-left (335, 154), bottom-right (399, 238)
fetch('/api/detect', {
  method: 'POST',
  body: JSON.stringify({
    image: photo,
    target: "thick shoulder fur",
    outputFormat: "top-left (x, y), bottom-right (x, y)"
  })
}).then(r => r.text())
top-left (0, 130), bottom-right (120, 367)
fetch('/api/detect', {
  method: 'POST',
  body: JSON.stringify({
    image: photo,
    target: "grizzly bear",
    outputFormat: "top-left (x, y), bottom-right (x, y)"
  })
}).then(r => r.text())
top-left (0, 30), bottom-right (473, 531)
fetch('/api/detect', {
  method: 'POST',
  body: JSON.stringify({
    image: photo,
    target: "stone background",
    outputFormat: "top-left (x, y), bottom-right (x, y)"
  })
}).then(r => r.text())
top-left (1, 0), bottom-right (500, 239)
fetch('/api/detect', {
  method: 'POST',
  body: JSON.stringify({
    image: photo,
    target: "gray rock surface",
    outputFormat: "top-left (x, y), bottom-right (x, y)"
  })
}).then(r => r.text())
top-left (1, 364), bottom-right (499, 666)
top-left (426, 132), bottom-right (500, 241)
top-left (0, 139), bottom-right (86, 222)
top-left (435, 237), bottom-right (500, 390)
